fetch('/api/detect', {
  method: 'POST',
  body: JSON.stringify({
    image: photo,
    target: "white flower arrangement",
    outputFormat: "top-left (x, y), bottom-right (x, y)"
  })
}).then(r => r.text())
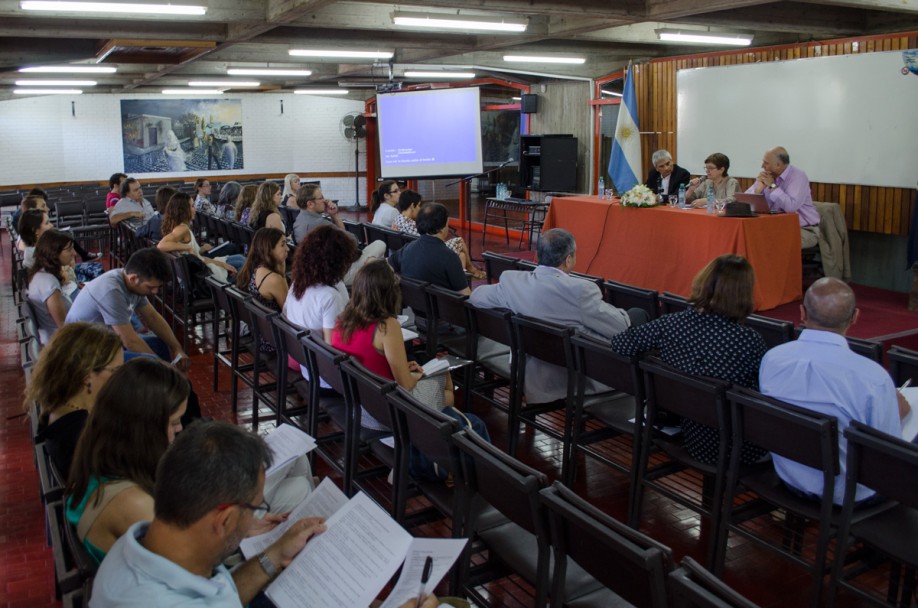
top-left (620, 184), bottom-right (658, 207)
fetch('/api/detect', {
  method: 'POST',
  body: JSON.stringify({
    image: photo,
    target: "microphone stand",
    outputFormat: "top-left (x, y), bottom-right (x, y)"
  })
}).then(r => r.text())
top-left (447, 158), bottom-right (513, 263)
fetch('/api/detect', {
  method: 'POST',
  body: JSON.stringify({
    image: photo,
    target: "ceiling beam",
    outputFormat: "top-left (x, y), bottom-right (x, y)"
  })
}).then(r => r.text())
top-left (676, 4), bottom-right (865, 36)
top-left (795, 0), bottom-right (918, 13)
top-left (344, 0), bottom-right (643, 19)
top-left (0, 17), bottom-right (225, 40)
top-left (645, 0), bottom-right (773, 21)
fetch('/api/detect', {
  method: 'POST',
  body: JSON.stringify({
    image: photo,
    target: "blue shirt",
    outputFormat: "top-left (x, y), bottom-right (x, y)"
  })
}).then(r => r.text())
top-left (759, 329), bottom-right (901, 504)
top-left (91, 521), bottom-right (241, 607)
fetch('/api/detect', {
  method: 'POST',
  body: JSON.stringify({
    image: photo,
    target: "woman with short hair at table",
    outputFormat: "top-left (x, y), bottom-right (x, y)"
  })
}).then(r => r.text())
top-left (685, 152), bottom-right (739, 207)
top-left (610, 254), bottom-right (767, 465)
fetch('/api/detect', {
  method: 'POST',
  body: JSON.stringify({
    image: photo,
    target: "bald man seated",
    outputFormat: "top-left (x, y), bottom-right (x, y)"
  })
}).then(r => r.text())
top-left (759, 278), bottom-right (909, 506)
top-left (745, 146), bottom-right (820, 248)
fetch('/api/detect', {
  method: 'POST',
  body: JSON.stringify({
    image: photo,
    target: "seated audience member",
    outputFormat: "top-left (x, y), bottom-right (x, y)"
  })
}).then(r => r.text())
top-left (610, 254), bottom-right (768, 465)
top-left (193, 177), bottom-right (214, 214)
top-left (156, 192), bottom-right (242, 280)
top-left (135, 186), bottom-right (176, 241)
top-left (333, 261), bottom-right (490, 439)
top-left (760, 277), bottom-right (909, 505)
top-left (105, 172), bottom-right (127, 209)
top-left (388, 203), bottom-right (476, 294)
top-left (12, 194), bottom-right (48, 240)
top-left (248, 181), bottom-right (285, 232)
top-left (293, 184), bottom-right (385, 285)
top-left (27, 229), bottom-right (77, 343)
top-left (285, 224), bottom-right (353, 344)
top-left (393, 190), bottom-right (485, 279)
top-left (27, 323), bottom-right (123, 478)
top-left (216, 180), bottom-right (242, 220)
top-left (284, 225), bottom-right (355, 388)
top-left (234, 184), bottom-right (258, 225)
top-left (110, 177), bottom-right (155, 226)
top-left (90, 421), bottom-right (436, 608)
top-left (745, 146), bottom-right (820, 248)
top-left (370, 180), bottom-right (401, 228)
top-left (65, 358), bottom-right (189, 563)
top-left (470, 228), bottom-right (643, 403)
top-left (17, 208), bottom-right (52, 268)
top-left (281, 173), bottom-right (300, 207)
top-left (236, 228), bottom-right (289, 354)
top-left (66, 247), bottom-right (190, 368)
top-left (644, 149), bottom-right (691, 197)
top-left (685, 152), bottom-right (739, 207)
top-left (18, 189), bottom-right (100, 262)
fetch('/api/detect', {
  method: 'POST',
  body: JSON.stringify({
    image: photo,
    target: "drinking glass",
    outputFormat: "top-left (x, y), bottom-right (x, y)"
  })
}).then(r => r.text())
top-left (668, 195), bottom-right (678, 208)
top-left (715, 199), bottom-right (727, 215)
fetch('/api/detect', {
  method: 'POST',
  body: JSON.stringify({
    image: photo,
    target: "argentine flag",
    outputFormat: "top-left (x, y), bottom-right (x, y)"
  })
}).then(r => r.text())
top-left (608, 63), bottom-right (641, 195)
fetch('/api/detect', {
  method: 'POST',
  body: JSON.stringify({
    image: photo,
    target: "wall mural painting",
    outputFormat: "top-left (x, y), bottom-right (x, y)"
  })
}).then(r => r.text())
top-left (120, 98), bottom-right (243, 173)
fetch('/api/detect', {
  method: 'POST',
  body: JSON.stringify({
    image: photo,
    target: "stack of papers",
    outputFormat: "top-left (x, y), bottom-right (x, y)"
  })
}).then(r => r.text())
top-left (263, 424), bottom-right (317, 480)
top-left (421, 358), bottom-right (450, 377)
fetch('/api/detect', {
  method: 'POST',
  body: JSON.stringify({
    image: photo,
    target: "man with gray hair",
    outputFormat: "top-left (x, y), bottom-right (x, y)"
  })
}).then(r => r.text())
top-left (759, 277), bottom-right (909, 505)
top-left (469, 228), bottom-right (647, 402)
top-left (745, 146), bottom-right (820, 248)
top-left (644, 149), bottom-right (691, 197)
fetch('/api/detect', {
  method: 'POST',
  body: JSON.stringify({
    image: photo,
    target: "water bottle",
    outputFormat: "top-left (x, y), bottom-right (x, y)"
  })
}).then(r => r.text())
top-left (706, 183), bottom-right (716, 215)
top-left (678, 184), bottom-right (686, 208)
top-left (598, 176), bottom-right (605, 200)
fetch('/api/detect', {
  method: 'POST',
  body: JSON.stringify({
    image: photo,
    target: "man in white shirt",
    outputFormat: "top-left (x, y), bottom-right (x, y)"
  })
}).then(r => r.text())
top-left (110, 177), bottom-right (155, 226)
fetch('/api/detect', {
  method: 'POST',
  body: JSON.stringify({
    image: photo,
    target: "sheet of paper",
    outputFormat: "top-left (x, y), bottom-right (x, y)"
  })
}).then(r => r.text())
top-left (266, 492), bottom-right (413, 608)
top-left (239, 478), bottom-right (347, 558)
top-left (264, 424), bottom-right (317, 478)
top-left (900, 387), bottom-right (918, 441)
top-left (401, 327), bottom-right (419, 342)
top-left (377, 538), bottom-right (467, 608)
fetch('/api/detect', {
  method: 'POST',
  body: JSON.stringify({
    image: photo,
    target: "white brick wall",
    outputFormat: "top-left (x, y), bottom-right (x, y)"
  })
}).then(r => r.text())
top-left (0, 92), bottom-right (368, 204)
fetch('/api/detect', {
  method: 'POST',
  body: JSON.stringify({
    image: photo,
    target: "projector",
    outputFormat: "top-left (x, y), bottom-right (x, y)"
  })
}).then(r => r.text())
top-left (376, 82), bottom-right (402, 93)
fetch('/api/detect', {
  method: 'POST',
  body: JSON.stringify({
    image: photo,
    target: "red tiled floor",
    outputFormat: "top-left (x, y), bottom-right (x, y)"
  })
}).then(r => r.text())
top-left (0, 214), bottom-right (902, 607)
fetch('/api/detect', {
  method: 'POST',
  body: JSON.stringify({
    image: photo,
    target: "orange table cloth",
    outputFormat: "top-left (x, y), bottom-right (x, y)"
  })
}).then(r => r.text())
top-left (542, 196), bottom-right (802, 311)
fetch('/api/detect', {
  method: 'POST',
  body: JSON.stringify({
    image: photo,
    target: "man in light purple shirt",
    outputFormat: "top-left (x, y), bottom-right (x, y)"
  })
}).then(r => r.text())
top-left (746, 146), bottom-right (820, 248)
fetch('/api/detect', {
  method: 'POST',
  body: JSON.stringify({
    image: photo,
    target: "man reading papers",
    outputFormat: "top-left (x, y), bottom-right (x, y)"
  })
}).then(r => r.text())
top-left (91, 421), bottom-right (438, 608)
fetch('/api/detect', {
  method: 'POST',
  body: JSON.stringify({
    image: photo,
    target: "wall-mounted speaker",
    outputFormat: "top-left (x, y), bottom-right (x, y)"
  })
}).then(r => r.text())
top-left (520, 94), bottom-right (538, 114)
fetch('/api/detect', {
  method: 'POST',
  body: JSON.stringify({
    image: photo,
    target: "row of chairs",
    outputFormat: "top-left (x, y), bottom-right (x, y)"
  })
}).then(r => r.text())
top-left (196, 275), bottom-right (765, 605)
top-left (482, 250), bottom-right (887, 361)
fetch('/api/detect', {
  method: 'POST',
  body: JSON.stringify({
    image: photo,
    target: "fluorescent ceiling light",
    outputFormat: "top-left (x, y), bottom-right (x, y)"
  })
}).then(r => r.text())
top-left (601, 89), bottom-right (623, 97)
top-left (393, 11), bottom-right (527, 33)
top-left (294, 89), bottom-right (349, 95)
top-left (656, 29), bottom-right (753, 46)
top-left (511, 96), bottom-right (521, 100)
top-left (19, 65), bottom-right (117, 73)
top-left (15, 79), bottom-right (96, 86)
top-left (227, 68), bottom-right (312, 77)
top-left (289, 49), bottom-right (393, 59)
top-left (14, 88), bottom-right (82, 94)
top-left (503, 55), bottom-right (585, 65)
top-left (21, 1), bottom-right (206, 15)
top-left (404, 71), bottom-right (475, 79)
top-left (162, 89), bottom-right (223, 94)
top-left (188, 80), bottom-right (259, 87)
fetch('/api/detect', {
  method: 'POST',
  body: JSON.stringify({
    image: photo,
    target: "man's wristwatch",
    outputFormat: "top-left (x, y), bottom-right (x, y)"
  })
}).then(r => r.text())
top-left (257, 551), bottom-right (279, 577)
top-left (769, 183), bottom-right (777, 190)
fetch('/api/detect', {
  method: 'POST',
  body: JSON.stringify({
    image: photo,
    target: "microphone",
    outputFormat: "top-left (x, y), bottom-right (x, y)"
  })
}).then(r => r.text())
top-left (499, 157), bottom-right (514, 167)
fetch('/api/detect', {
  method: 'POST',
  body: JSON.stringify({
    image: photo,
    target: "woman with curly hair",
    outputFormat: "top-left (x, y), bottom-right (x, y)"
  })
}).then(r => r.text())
top-left (236, 227), bottom-right (288, 353)
top-left (248, 180), bottom-right (285, 232)
top-left (234, 183), bottom-right (258, 224)
top-left (284, 224), bottom-right (356, 343)
top-left (156, 192), bottom-right (242, 280)
top-left (28, 322), bottom-right (124, 478)
top-left (65, 357), bottom-right (188, 563)
top-left (27, 229), bottom-right (76, 343)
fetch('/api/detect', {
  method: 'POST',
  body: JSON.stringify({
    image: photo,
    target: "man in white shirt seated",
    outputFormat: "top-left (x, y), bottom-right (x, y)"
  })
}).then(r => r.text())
top-left (759, 277), bottom-right (910, 505)
top-left (110, 177), bottom-right (155, 226)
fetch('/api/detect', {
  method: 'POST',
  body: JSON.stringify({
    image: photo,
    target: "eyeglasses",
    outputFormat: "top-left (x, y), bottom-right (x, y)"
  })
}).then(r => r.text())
top-left (216, 499), bottom-right (271, 518)
top-left (704, 165), bottom-right (719, 171)
top-left (388, 188), bottom-right (400, 195)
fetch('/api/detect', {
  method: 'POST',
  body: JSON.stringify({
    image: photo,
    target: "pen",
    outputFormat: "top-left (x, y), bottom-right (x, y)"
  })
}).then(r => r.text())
top-left (415, 556), bottom-right (433, 607)
top-left (901, 378), bottom-right (912, 391)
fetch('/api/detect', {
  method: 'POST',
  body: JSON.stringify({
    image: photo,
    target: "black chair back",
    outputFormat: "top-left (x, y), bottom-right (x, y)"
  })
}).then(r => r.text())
top-left (540, 481), bottom-right (673, 608)
top-left (844, 420), bottom-right (918, 509)
top-left (660, 291), bottom-right (691, 315)
top-left (302, 332), bottom-right (350, 397)
top-left (745, 315), bottom-right (794, 349)
top-left (640, 357), bottom-right (729, 430)
top-left (481, 251), bottom-right (519, 284)
top-left (342, 219), bottom-right (367, 245)
top-left (603, 279), bottom-right (660, 320)
top-left (669, 556), bottom-right (761, 608)
top-left (888, 345), bottom-right (918, 386)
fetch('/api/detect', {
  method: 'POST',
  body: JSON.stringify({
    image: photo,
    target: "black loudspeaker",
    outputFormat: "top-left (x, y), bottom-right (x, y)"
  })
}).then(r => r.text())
top-left (520, 94), bottom-right (538, 114)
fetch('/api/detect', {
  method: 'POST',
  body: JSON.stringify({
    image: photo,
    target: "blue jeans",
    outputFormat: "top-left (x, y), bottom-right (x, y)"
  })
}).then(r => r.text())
top-left (408, 407), bottom-right (491, 482)
top-left (123, 335), bottom-right (171, 362)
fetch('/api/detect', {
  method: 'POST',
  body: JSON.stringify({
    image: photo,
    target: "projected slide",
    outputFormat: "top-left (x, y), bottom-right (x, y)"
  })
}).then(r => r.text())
top-left (377, 87), bottom-right (483, 179)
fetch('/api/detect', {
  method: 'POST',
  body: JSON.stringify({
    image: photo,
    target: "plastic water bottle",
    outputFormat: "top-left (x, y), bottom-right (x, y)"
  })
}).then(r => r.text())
top-left (678, 184), bottom-right (686, 208)
top-left (598, 176), bottom-right (605, 200)
top-left (706, 183), bottom-right (716, 215)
